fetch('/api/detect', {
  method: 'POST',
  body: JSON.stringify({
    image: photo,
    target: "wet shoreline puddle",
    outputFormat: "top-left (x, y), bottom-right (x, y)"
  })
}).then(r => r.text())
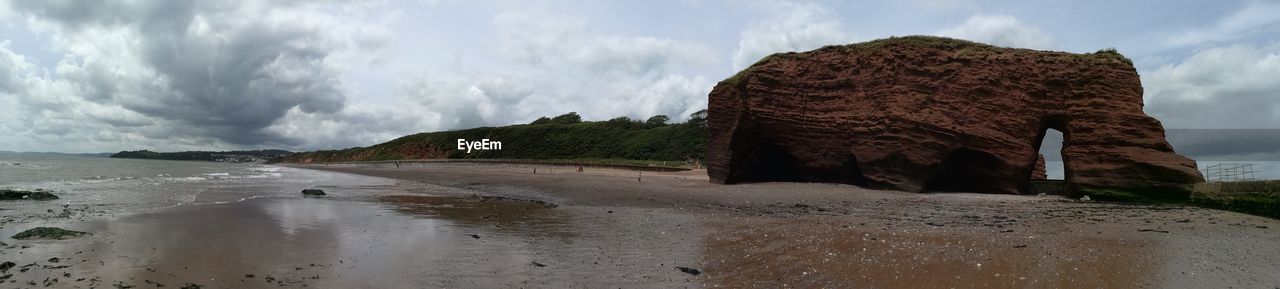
top-left (1, 188), bottom-right (703, 288)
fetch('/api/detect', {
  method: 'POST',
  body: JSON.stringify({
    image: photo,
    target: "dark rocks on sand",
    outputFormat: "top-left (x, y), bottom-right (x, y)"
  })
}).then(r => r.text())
top-left (0, 261), bottom-right (14, 273)
top-left (11, 227), bottom-right (91, 240)
top-left (676, 266), bottom-right (701, 276)
top-left (0, 189), bottom-right (59, 200)
top-left (301, 189), bottom-right (326, 196)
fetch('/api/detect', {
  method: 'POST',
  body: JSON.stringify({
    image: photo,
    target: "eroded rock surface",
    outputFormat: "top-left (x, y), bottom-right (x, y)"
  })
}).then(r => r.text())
top-left (1031, 154), bottom-right (1048, 181)
top-left (707, 36), bottom-right (1203, 199)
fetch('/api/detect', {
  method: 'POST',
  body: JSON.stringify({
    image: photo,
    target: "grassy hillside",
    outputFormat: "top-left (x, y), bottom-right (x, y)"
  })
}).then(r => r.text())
top-left (111, 150), bottom-right (292, 162)
top-left (276, 111), bottom-right (708, 166)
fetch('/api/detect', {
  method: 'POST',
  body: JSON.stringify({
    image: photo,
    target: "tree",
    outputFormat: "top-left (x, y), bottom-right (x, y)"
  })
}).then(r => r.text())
top-left (606, 116), bottom-right (634, 129)
top-left (551, 112), bottom-right (582, 124)
top-left (686, 109), bottom-right (707, 127)
top-left (645, 115), bottom-right (670, 127)
top-left (530, 116), bottom-right (552, 125)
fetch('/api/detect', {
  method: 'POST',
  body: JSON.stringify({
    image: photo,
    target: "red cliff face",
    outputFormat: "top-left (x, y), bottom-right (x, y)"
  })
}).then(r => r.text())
top-left (707, 36), bottom-right (1203, 199)
top-left (1031, 154), bottom-right (1048, 180)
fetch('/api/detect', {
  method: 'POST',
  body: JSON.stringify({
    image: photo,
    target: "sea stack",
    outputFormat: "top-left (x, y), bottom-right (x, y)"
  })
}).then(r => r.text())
top-left (706, 36), bottom-right (1204, 200)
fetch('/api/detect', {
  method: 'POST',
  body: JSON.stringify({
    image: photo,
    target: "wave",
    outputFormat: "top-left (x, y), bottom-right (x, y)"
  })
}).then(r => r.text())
top-left (242, 173), bottom-right (284, 179)
top-left (249, 167), bottom-right (281, 173)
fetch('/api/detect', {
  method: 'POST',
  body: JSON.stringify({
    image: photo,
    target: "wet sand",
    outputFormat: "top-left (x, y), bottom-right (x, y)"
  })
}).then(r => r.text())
top-left (299, 163), bottom-right (1280, 288)
top-left (1, 162), bottom-right (1277, 288)
top-left (1, 178), bottom-right (703, 288)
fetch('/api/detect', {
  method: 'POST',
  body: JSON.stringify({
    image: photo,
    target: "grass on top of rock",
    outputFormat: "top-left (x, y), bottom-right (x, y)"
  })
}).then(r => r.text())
top-left (12, 227), bottom-right (91, 240)
top-left (1089, 47), bottom-right (1134, 65)
top-left (723, 36), bottom-right (1136, 87)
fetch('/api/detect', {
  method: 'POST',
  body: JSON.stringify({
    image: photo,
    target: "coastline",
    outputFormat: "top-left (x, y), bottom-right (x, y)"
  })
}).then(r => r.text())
top-left (293, 162), bottom-right (1280, 288)
top-left (1, 161), bottom-right (1276, 288)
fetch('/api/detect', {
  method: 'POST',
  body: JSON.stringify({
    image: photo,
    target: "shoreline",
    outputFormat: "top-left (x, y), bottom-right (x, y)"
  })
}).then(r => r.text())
top-left (279, 158), bottom-right (697, 172)
top-left (294, 162), bottom-right (1280, 288)
top-left (1, 162), bottom-right (1276, 288)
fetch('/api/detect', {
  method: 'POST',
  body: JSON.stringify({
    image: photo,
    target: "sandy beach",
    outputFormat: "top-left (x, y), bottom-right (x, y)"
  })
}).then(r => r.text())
top-left (2, 162), bottom-right (1278, 288)
top-left (300, 163), bottom-right (1280, 288)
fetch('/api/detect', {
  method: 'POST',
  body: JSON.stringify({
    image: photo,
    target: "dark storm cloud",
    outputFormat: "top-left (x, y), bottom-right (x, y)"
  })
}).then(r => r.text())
top-left (1165, 130), bottom-right (1280, 161)
top-left (10, 0), bottom-right (355, 146)
top-left (8, 0), bottom-right (148, 28)
top-left (1147, 88), bottom-right (1280, 160)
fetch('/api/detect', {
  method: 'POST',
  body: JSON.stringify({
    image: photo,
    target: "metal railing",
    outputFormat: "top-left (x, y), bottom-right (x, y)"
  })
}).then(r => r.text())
top-left (1204, 163), bottom-right (1258, 182)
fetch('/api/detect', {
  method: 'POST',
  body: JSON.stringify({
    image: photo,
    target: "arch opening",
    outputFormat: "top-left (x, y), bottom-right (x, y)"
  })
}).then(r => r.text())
top-left (736, 140), bottom-right (869, 185)
top-left (838, 156), bottom-right (869, 186)
top-left (1025, 116), bottom-right (1072, 195)
top-left (739, 141), bottom-right (804, 182)
top-left (809, 154), bottom-right (870, 186)
top-left (924, 148), bottom-right (1005, 193)
top-left (1037, 128), bottom-right (1066, 180)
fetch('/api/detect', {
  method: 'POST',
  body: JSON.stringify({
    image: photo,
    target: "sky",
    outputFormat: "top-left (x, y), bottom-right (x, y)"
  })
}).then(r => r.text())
top-left (1, 0), bottom-right (1278, 171)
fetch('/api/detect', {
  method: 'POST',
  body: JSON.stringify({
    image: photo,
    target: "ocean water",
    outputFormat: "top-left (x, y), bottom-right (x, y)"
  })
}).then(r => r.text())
top-left (0, 153), bottom-right (391, 219)
top-left (1040, 160), bottom-right (1280, 181)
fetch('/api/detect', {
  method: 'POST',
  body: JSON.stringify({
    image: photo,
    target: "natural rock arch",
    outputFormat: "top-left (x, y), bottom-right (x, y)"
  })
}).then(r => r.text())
top-left (706, 36), bottom-right (1204, 199)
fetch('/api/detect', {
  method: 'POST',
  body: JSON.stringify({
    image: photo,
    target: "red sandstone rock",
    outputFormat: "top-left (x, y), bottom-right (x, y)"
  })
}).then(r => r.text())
top-left (707, 36), bottom-right (1203, 198)
top-left (1031, 154), bottom-right (1048, 180)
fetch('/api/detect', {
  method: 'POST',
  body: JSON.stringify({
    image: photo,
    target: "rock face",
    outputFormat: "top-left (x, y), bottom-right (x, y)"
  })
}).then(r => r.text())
top-left (707, 36), bottom-right (1203, 199)
top-left (1031, 154), bottom-right (1048, 180)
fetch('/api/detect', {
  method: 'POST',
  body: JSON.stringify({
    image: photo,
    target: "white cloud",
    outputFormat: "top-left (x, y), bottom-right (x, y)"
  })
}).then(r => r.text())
top-left (2, 0), bottom-right (1278, 160)
top-left (731, 1), bottom-right (851, 70)
top-left (0, 0), bottom-right (391, 151)
top-left (1143, 44), bottom-right (1280, 128)
top-left (935, 14), bottom-right (1053, 49)
top-left (1, 2), bottom-right (723, 152)
top-left (1166, 1), bottom-right (1280, 48)
top-left (391, 9), bottom-right (717, 132)
top-left (1142, 43), bottom-right (1280, 160)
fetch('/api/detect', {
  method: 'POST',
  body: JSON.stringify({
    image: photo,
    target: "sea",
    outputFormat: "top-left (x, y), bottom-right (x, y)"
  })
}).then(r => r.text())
top-left (0, 152), bottom-right (391, 222)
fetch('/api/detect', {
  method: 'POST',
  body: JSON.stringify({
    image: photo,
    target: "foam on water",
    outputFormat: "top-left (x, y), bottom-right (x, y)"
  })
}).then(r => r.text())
top-left (0, 153), bottom-right (394, 220)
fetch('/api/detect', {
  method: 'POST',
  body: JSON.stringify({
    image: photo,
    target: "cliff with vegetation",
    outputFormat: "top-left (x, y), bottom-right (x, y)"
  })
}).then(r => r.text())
top-left (110, 150), bottom-right (292, 163)
top-left (275, 111), bottom-right (708, 165)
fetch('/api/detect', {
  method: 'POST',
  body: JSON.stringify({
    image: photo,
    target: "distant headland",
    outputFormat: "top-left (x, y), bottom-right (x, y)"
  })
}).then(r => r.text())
top-left (110, 149), bottom-right (292, 163)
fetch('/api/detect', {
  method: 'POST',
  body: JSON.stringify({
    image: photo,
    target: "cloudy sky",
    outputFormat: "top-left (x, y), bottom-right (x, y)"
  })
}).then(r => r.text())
top-left (1, 0), bottom-right (1278, 162)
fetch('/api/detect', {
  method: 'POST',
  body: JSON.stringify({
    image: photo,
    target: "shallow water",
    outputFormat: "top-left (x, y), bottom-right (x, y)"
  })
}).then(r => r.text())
top-left (2, 195), bottom-right (701, 288)
top-left (0, 154), bottom-right (390, 220)
top-left (0, 155), bottom-right (703, 288)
